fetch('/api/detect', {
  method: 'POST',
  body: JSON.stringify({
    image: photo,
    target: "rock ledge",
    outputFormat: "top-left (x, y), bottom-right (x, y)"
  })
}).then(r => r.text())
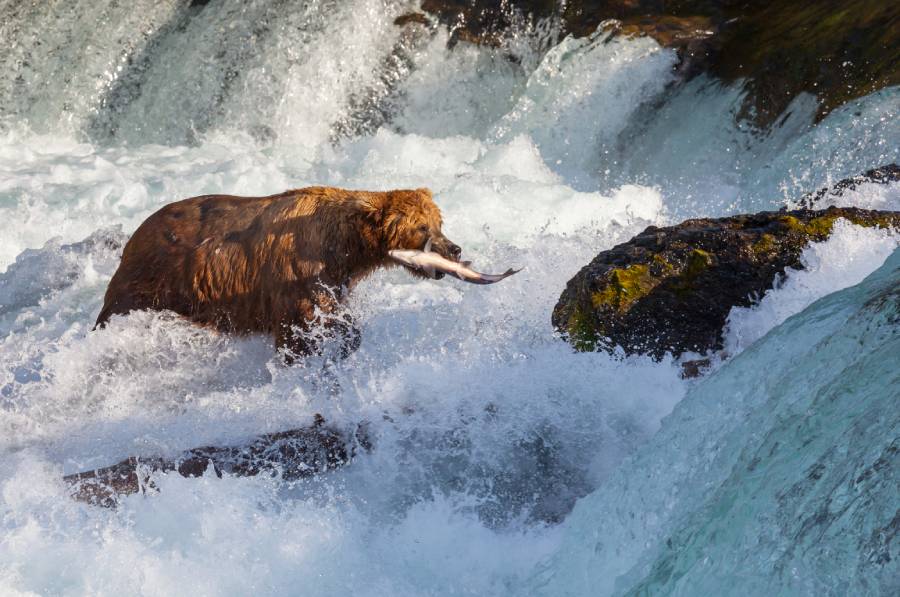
top-left (552, 206), bottom-right (900, 358)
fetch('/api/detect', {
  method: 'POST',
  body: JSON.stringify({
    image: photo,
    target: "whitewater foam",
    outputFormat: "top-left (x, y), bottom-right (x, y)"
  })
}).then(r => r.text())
top-left (1, 2), bottom-right (899, 594)
top-left (533, 248), bottom-right (900, 596)
top-left (723, 219), bottom-right (900, 355)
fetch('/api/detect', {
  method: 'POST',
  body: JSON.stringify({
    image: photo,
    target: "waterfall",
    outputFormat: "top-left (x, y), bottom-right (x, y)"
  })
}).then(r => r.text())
top-left (0, 2), bottom-right (898, 595)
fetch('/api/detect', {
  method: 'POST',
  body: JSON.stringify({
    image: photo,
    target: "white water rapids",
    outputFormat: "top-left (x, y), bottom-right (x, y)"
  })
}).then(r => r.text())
top-left (0, 1), bottom-right (898, 595)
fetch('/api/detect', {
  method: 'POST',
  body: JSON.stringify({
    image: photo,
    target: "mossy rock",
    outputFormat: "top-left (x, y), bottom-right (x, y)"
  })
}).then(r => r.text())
top-left (552, 205), bottom-right (900, 358)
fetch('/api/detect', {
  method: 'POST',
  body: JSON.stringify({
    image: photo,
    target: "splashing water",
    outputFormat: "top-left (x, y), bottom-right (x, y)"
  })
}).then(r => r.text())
top-left (532, 247), bottom-right (900, 597)
top-left (1, 1), bottom-right (898, 595)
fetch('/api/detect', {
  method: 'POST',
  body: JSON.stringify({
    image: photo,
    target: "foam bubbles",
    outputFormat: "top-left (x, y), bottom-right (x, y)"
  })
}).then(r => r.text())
top-left (723, 220), bottom-right (900, 355)
top-left (0, 118), bottom-right (684, 595)
top-left (1, 3), bottom-right (899, 594)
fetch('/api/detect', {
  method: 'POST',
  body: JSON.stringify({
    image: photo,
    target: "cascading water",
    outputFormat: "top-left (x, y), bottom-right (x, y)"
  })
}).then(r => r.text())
top-left (0, 1), bottom-right (898, 595)
top-left (531, 247), bottom-right (900, 597)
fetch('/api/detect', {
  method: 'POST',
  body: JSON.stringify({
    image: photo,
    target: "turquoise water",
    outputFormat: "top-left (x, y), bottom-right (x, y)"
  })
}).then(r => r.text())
top-left (0, 1), bottom-right (898, 594)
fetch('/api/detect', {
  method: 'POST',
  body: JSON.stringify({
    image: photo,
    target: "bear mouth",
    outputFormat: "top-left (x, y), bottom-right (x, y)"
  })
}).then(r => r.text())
top-left (389, 238), bottom-right (459, 281)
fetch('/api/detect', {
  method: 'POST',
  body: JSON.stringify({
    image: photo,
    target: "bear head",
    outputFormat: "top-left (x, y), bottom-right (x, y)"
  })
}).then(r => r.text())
top-left (369, 188), bottom-right (461, 280)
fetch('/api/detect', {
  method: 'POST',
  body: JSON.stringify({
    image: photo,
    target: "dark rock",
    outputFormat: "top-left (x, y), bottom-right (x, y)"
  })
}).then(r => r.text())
top-left (799, 164), bottom-right (900, 209)
top-left (680, 358), bottom-right (711, 379)
top-left (420, 1), bottom-right (900, 128)
top-left (421, 0), bottom-right (554, 47)
top-left (600, 15), bottom-right (718, 77)
top-left (64, 415), bottom-right (368, 507)
top-left (394, 12), bottom-right (431, 28)
top-left (552, 206), bottom-right (900, 359)
top-left (331, 8), bottom-right (435, 141)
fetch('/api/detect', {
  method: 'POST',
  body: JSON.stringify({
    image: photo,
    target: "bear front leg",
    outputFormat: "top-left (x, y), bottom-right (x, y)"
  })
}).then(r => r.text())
top-left (312, 289), bottom-right (360, 359)
top-left (273, 299), bottom-right (318, 364)
top-left (327, 311), bottom-right (361, 358)
top-left (273, 296), bottom-right (361, 364)
top-left (274, 320), bottom-right (316, 364)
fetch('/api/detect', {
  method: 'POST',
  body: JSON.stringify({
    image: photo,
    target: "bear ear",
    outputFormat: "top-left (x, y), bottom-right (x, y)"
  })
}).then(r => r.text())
top-left (351, 193), bottom-right (386, 226)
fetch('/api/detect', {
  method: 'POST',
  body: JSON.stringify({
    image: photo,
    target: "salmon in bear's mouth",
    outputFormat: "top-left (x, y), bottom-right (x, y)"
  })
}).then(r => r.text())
top-left (426, 236), bottom-right (452, 279)
top-left (389, 244), bottom-right (521, 285)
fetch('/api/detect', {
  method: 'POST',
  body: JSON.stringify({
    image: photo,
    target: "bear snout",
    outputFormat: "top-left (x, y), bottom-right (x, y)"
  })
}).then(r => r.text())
top-left (431, 236), bottom-right (462, 262)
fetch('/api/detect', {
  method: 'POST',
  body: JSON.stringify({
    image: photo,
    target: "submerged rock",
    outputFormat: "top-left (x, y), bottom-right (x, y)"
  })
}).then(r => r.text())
top-left (420, 1), bottom-right (900, 127)
top-left (65, 416), bottom-right (367, 507)
top-left (799, 163), bottom-right (900, 209)
top-left (552, 206), bottom-right (900, 359)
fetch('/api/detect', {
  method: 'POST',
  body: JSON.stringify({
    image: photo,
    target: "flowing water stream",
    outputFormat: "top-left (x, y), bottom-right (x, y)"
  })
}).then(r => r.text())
top-left (0, 1), bottom-right (898, 594)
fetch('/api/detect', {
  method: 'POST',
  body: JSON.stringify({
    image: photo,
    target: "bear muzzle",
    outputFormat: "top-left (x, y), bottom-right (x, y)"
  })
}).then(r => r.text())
top-left (426, 235), bottom-right (461, 279)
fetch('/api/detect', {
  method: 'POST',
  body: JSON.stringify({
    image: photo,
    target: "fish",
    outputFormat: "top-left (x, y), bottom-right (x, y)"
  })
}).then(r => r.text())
top-left (389, 239), bottom-right (521, 285)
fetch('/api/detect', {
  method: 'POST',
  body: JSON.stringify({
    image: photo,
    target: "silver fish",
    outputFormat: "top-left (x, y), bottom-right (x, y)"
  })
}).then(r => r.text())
top-left (389, 242), bottom-right (521, 285)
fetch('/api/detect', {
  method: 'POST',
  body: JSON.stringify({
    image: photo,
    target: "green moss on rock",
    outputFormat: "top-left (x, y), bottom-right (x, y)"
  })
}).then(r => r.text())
top-left (565, 305), bottom-right (600, 352)
top-left (670, 248), bottom-right (713, 298)
top-left (804, 215), bottom-right (840, 239)
top-left (591, 264), bottom-right (658, 312)
top-left (551, 205), bottom-right (900, 359)
top-left (778, 212), bottom-right (899, 240)
top-left (753, 233), bottom-right (777, 257)
top-left (684, 249), bottom-right (712, 278)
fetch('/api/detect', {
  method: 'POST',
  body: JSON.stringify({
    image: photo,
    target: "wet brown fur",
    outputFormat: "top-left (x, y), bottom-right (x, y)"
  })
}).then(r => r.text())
top-left (96, 187), bottom-right (460, 358)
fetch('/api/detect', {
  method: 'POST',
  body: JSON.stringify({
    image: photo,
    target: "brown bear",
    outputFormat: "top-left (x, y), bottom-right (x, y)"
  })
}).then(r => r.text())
top-left (95, 186), bottom-right (461, 359)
